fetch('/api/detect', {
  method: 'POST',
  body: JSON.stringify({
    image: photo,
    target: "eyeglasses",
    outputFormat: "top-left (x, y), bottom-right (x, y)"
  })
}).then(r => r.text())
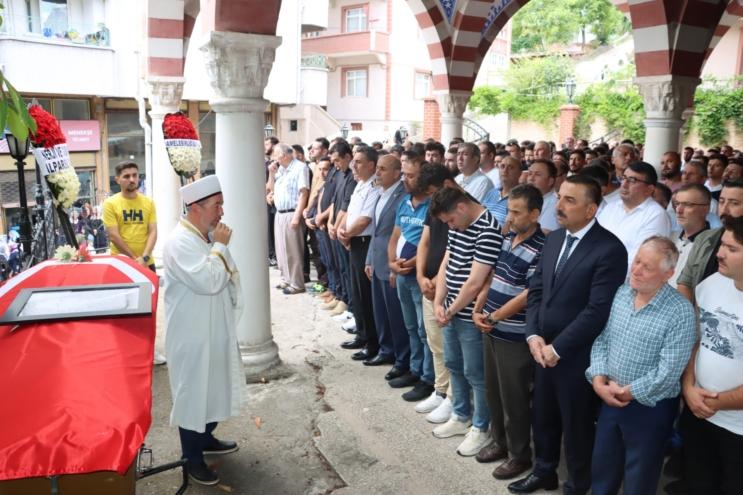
top-left (672, 201), bottom-right (710, 209)
top-left (620, 175), bottom-right (652, 185)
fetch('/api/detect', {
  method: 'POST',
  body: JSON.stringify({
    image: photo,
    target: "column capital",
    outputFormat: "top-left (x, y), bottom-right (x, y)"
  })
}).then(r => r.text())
top-left (635, 75), bottom-right (701, 120)
top-left (434, 92), bottom-right (472, 118)
top-left (147, 76), bottom-right (186, 117)
top-left (200, 31), bottom-right (282, 100)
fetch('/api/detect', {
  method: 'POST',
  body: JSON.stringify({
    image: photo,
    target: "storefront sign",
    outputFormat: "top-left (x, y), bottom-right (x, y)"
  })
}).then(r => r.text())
top-left (0, 121), bottom-right (101, 154)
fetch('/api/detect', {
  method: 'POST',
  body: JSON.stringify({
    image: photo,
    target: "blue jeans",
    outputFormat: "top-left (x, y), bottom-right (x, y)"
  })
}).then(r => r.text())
top-left (316, 229), bottom-right (337, 294)
top-left (443, 317), bottom-right (490, 430)
top-left (396, 274), bottom-right (434, 384)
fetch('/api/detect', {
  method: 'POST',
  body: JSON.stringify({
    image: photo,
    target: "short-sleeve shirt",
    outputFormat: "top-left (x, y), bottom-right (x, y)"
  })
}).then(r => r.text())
top-left (394, 195), bottom-right (430, 262)
top-left (423, 210), bottom-right (449, 279)
top-left (274, 159), bottom-right (310, 211)
top-left (485, 228), bottom-right (545, 341)
top-left (102, 192), bottom-right (157, 257)
top-left (319, 165), bottom-right (338, 212)
top-left (482, 188), bottom-right (509, 227)
top-left (345, 179), bottom-right (380, 237)
top-left (444, 209), bottom-right (502, 321)
top-left (695, 272), bottom-right (743, 435)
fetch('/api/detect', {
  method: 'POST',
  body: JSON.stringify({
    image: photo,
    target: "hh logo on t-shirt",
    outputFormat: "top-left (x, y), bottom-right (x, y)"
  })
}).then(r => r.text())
top-left (123, 209), bottom-right (144, 223)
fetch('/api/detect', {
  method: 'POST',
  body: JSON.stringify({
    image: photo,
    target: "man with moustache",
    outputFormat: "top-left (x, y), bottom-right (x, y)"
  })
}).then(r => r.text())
top-left (568, 150), bottom-right (587, 175)
top-left (163, 176), bottom-right (242, 486)
top-left (676, 179), bottom-right (743, 303)
top-left (508, 175), bottom-right (627, 494)
top-left (681, 216), bottom-right (743, 494)
top-left (611, 144), bottom-right (637, 182)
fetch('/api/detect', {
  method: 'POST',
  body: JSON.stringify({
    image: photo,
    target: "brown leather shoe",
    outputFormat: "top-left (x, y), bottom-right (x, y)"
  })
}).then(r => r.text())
top-left (475, 442), bottom-right (508, 463)
top-left (493, 458), bottom-right (532, 480)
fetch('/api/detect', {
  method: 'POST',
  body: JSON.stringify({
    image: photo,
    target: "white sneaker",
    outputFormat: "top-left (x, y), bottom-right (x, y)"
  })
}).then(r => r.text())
top-left (332, 310), bottom-right (353, 322)
top-left (341, 319), bottom-right (356, 332)
top-left (153, 351), bottom-right (167, 365)
top-left (426, 397), bottom-right (453, 424)
top-left (415, 391), bottom-right (444, 413)
top-left (432, 415), bottom-right (471, 438)
top-left (456, 426), bottom-right (493, 456)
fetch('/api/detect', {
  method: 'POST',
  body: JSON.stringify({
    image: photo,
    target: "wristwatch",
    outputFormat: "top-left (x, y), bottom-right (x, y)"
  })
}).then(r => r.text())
top-left (486, 312), bottom-right (498, 325)
top-left (143, 255), bottom-right (151, 264)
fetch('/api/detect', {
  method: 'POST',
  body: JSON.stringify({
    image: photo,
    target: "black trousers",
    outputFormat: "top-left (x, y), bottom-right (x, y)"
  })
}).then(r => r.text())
top-left (179, 422), bottom-right (217, 467)
top-left (681, 406), bottom-right (743, 494)
top-left (532, 360), bottom-right (599, 495)
top-left (267, 205), bottom-right (276, 259)
top-left (349, 236), bottom-right (377, 353)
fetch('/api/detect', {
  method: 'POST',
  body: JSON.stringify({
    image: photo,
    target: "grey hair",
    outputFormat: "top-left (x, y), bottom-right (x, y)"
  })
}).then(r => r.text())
top-left (613, 143), bottom-right (637, 159)
top-left (275, 143), bottom-right (294, 157)
top-left (641, 235), bottom-right (679, 271)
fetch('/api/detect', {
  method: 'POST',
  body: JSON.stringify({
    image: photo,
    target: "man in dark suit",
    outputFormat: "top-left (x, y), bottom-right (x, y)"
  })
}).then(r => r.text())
top-left (508, 175), bottom-right (627, 495)
top-left (365, 155), bottom-right (410, 372)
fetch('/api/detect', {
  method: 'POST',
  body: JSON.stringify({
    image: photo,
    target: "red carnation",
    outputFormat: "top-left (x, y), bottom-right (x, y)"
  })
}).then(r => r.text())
top-left (163, 112), bottom-right (199, 140)
top-left (29, 105), bottom-right (67, 149)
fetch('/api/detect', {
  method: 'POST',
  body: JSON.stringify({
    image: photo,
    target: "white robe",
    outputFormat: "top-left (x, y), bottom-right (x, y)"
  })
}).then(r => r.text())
top-left (163, 219), bottom-right (244, 432)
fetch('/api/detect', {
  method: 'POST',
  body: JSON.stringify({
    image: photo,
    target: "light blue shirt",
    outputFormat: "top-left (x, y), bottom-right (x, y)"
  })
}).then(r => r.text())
top-left (586, 283), bottom-right (697, 407)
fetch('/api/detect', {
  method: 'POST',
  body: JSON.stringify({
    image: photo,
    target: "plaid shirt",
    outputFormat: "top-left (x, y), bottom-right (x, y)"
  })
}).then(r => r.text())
top-left (586, 283), bottom-right (697, 407)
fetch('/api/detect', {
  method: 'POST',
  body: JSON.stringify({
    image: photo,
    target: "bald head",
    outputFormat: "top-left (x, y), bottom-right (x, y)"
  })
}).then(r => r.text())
top-left (376, 154), bottom-right (402, 189)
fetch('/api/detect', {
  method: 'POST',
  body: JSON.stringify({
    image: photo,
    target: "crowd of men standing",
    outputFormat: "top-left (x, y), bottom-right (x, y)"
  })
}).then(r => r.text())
top-left (263, 134), bottom-right (743, 495)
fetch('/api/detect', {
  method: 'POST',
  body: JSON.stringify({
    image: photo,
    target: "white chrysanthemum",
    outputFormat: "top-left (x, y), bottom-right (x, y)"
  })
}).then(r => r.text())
top-left (54, 245), bottom-right (78, 262)
top-left (166, 146), bottom-right (201, 176)
top-left (46, 168), bottom-right (81, 208)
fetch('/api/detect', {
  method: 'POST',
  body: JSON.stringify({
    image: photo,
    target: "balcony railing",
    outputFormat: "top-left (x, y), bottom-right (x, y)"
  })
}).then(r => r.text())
top-left (0, 13), bottom-right (111, 47)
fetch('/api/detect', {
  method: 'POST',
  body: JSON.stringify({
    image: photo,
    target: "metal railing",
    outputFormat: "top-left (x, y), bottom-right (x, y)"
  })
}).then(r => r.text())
top-left (463, 117), bottom-right (490, 143)
top-left (589, 129), bottom-right (621, 147)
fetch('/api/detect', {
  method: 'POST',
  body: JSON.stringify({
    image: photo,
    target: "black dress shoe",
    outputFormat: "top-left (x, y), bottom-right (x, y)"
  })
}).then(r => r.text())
top-left (351, 349), bottom-right (374, 361)
top-left (385, 367), bottom-right (407, 380)
top-left (340, 339), bottom-right (365, 350)
top-left (402, 381), bottom-right (434, 401)
top-left (188, 462), bottom-right (220, 486)
top-left (507, 472), bottom-right (559, 493)
top-left (388, 372), bottom-right (419, 388)
top-left (364, 354), bottom-right (394, 366)
top-left (203, 438), bottom-right (239, 455)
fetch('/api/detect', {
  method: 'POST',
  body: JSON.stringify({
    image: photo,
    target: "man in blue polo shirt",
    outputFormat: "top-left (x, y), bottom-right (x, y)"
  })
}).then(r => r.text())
top-left (387, 152), bottom-right (435, 402)
top-left (473, 184), bottom-right (546, 480)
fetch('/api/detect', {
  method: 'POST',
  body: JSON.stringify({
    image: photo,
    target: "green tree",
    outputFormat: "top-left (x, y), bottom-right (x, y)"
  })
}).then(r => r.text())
top-left (511, 0), bottom-right (629, 53)
top-left (688, 80), bottom-right (743, 146)
top-left (0, 3), bottom-right (36, 140)
top-left (574, 81), bottom-right (645, 143)
top-left (469, 56), bottom-right (573, 127)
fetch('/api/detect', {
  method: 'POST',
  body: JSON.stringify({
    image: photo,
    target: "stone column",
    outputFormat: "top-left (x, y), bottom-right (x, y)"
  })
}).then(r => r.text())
top-left (559, 104), bottom-right (580, 147)
top-left (201, 31), bottom-right (282, 380)
top-left (435, 92), bottom-right (471, 145)
top-left (148, 76), bottom-right (185, 257)
top-left (636, 75), bottom-right (700, 173)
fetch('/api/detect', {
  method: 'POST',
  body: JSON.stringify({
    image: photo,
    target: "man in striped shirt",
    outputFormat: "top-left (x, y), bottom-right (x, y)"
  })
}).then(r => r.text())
top-left (472, 184), bottom-right (546, 480)
top-left (431, 187), bottom-right (503, 457)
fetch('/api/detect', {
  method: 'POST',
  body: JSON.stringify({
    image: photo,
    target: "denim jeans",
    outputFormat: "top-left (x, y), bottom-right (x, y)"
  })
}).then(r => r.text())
top-left (443, 317), bottom-right (490, 430)
top-left (396, 274), bottom-right (434, 384)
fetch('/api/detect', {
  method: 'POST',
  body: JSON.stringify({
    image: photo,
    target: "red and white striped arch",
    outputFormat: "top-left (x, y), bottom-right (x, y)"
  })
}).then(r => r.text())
top-left (146, 0), bottom-right (199, 78)
top-left (612, 0), bottom-right (732, 77)
top-left (408, 0), bottom-right (528, 93)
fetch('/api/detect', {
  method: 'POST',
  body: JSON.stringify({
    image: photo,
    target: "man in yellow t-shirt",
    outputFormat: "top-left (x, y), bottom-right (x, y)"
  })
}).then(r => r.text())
top-left (102, 162), bottom-right (158, 271)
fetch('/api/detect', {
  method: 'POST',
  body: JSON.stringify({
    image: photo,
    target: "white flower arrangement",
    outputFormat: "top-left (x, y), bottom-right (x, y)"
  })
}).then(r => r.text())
top-left (165, 139), bottom-right (201, 178)
top-left (53, 245), bottom-right (79, 262)
top-left (46, 167), bottom-right (81, 208)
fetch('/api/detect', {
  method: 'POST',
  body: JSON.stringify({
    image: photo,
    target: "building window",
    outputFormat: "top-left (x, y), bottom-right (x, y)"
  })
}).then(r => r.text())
top-left (344, 5), bottom-right (368, 33)
top-left (351, 123), bottom-right (362, 131)
top-left (39, 0), bottom-right (68, 37)
top-left (106, 111), bottom-right (145, 193)
top-left (54, 99), bottom-right (90, 120)
top-left (290, 120), bottom-right (298, 131)
top-left (198, 111), bottom-right (216, 177)
top-left (414, 72), bottom-right (431, 99)
top-left (344, 69), bottom-right (368, 97)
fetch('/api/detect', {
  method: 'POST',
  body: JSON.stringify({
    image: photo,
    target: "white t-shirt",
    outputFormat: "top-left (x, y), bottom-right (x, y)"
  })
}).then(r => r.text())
top-left (597, 196), bottom-right (671, 267)
top-left (695, 272), bottom-right (743, 435)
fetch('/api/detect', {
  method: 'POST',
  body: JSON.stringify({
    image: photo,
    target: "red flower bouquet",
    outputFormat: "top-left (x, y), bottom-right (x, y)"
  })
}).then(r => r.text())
top-left (28, 105), bottom-right (80, 208)
top-left (163, 112), bottom-right (201, 178)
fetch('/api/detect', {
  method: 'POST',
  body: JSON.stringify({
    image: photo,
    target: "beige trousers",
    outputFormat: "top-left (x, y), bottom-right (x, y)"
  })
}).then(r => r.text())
top-left (421, 296), bottom-right (451, 396)
top-left (274, 211), bottom-right (305, 290)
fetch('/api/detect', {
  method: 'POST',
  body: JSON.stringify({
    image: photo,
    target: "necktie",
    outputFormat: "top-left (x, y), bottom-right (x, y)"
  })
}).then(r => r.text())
top-left (554, 234), bottom-right (577, 281)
